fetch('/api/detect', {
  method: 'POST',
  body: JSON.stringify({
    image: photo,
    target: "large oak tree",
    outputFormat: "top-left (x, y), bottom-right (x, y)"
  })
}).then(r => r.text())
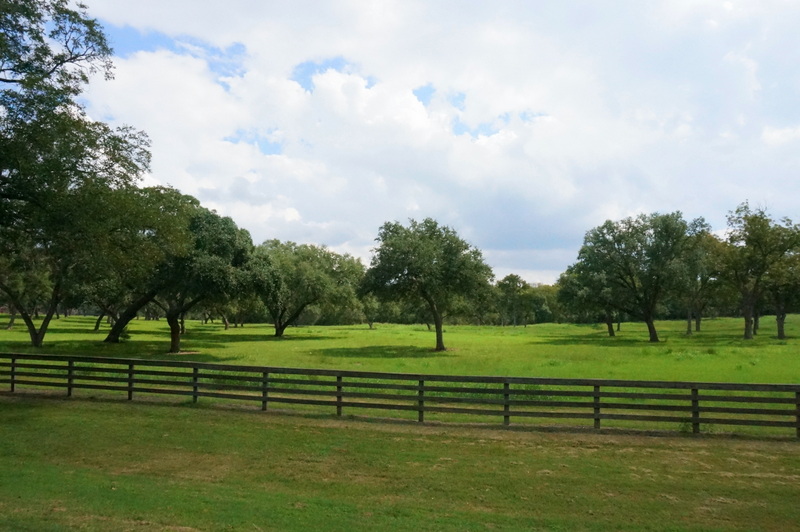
top-left (719, 203), bottom-right (799, 340)
top-left (572, 212), bottom-right (692, 342)
top-left (254, 240), bottom-right (363, 338)
top-left (363, 218), bottom-right (493, 351)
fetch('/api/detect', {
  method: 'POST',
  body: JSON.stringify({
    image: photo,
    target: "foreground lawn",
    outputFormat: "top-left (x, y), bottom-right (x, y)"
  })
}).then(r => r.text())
top-left (1, 314), bottom-right (800, 383)
top-left (1, 395), bottom-right (798, 531)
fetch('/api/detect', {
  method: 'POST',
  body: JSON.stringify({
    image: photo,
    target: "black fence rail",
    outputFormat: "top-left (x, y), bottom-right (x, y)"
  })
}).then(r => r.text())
top-left (1, 353), bottom-right (799, 438)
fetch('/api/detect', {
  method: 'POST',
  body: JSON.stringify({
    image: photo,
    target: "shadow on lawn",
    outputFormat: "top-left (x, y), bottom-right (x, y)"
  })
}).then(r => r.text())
top-left (315, 345), bottom-right (451, 359)
top-left (0, 339), bottom-right (239, 365)
top-left (530, 330), bottom-right (777, 349)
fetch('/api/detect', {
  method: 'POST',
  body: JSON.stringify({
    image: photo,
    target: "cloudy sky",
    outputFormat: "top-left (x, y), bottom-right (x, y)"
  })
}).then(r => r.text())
top-left (83, 0), bottom-right (800, 284)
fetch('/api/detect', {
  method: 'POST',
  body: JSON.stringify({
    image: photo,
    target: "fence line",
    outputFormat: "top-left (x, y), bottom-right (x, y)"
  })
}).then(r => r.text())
top-left (1, 353), bottom-right (799, 438)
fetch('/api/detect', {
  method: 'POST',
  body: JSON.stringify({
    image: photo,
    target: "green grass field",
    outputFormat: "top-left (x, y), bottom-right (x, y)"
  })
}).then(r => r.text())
top-left (1, 396), bottom-right (798, 531)
top-left (2, 314), bottom-right (800, 383)
top-left (1, 315), bottom-right (799, 530)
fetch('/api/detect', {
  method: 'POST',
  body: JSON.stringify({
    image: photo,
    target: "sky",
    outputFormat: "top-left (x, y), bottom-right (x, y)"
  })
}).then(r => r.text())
top-left (82, 0), bottom-right (800, 284)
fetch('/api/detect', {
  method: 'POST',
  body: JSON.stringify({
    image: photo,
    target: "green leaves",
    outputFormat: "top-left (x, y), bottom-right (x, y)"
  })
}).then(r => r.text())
top-left (364, 218), bottom-right (493, 350)
top-left (254, 240), bottom-right (364, 336)
top-left (0, 0), bottom-right (113, 93)
top-left (571, 212), bottom-right (691, 342)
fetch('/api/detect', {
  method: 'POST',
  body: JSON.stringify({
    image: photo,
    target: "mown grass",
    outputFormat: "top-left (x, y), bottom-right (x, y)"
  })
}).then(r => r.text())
top-left (1, 395), bottom-right (799, 531)
top-left (1, 314), bottom-right (799, 383)
top-left (2, 316), bottom-right (799, 530)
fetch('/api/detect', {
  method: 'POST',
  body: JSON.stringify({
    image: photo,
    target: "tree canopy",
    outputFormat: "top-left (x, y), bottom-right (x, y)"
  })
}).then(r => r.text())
top-left (363, 218), bottom-right (494, 351)
top-left (1, 0), bottom-right (151, 346)
top-left (571, 212), bottom-right (693, 342)
top-left (254, 240), bottom-right (363, 337)
top-left (719, 203), bottom-right (799, 340)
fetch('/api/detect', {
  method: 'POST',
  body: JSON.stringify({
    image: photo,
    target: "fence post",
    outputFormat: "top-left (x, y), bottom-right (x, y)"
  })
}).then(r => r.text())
top-left (593, 385), bottom-right (601, 430)
top-left (691, 388), bottom-right (700, 434)
top-left (127, 363), bottom-right (135, 401)
top-left (10, 356), bottom-right (16, 392)
top-left (336, 375), bottom-right (343, 417)
top-left (503, 381), bottom-right (511, 426)
top-left (261, 371), bottom-right (269, 411)
top-left (67, 360), bottom-right (74, 398)
top-left (795, 391), bottom-right (799, 440)
top-left (418, 379), bottom-right (425, 423)
top-left (192, 367), bottom-right (199, 404)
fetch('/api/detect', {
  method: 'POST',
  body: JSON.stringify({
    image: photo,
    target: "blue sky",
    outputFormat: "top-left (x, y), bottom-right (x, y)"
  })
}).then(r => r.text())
top-left (83, 0), bottom-right (800, 283)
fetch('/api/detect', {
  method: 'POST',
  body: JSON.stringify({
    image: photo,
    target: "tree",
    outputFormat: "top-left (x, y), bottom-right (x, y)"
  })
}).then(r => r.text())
top-left (557, 263), bottom-right (619, 336)
top-left (495, 274), bottom-right (530, 326)
top-left (720, 203), bottom-right (799, 340)
top-left (150, 208), bottom-right (251, 353)
top-left (1, 0), bottom-right (151, 346)
top-left (100, 190), bottom-right (199, 344)
top-left (672, 220), bottom-right (717, 335)
top-left (254, 240), bottom-right (363, 337)
top-left (529, 283), bottom-right (561, 324)
top-left (572, 212), bottom-right (691, 342)
top-left (362, 218), bottom-right (494, 351)
top-left (763, 252), bottom-right (800, 340)
top-left (0, 0), bottom-right (112, 95)
top-left (0, 178), bottom-right (159, 347)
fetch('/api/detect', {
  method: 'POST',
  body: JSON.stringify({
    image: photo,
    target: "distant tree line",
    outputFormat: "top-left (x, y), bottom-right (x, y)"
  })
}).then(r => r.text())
top-left (558, 208), bottom-right (800, 342)
top-left (3, 1), bottom-right (799, 351)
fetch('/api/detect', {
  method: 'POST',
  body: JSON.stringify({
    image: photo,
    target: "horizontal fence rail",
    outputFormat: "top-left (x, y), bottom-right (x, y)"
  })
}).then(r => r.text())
top-left (1, 353), bottom-right (799, 438)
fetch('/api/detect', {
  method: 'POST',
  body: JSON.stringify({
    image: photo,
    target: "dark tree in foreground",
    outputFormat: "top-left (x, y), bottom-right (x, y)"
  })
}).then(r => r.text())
top-left (0, 0), bottom-right (151, 347)
top-left (363, 218), bottom-right (493, 351)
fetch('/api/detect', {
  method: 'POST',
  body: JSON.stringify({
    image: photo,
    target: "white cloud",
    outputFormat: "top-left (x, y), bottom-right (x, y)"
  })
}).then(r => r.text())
top-left (82, 0), bottom-right (800, 281)
top-left (762, 125), bottom-right (800, 145)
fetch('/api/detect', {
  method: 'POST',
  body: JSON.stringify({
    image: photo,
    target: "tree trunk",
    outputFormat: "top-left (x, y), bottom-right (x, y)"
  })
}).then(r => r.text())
top-left (433, 311), bottom-right (445, 351)
top-left (604, 312), bottom-right (615, 337)
top-left (420, 295), bottom-right (446, 351)
top-left (104, 289), bottom-right (158, 343)
top-left (94, 312), bottom-right (106, 332)
top-left (742, 304), bottom-right (754, 340)
top-left (776, 313), bottom-right (787, 340)
top-left (3, 281), bottom-right (61, 347)
top-left (179, 313), bottom-right (186, 335)
top-left (753, 312), bottom-right (760, 335)
top-left (167, 312), bottom-right (182, 353)
top-left (221, 313), bottom-right (229, 330)
top-left (695, 314), bottom-right (702, 332)
top-left (645, 317), bottom-right (659, 343)
top-left (5, 307), bottom-right (16, 330)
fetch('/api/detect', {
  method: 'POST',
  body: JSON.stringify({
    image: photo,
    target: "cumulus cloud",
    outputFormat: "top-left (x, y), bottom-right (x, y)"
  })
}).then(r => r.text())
top-left (83, 0), bottom-right (800, 283)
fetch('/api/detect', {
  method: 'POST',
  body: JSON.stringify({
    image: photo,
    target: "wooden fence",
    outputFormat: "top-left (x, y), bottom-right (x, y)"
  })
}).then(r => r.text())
top-left (1, 353), bottom-right (799, 438)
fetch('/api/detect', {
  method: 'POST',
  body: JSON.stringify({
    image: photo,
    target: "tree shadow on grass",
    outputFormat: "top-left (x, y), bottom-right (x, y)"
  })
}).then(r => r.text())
top-left (529, 331), bottom-right (780, 349)
top-left (0, 339), bottom-right (240, 364)
top-left (182, 330), bottom-right (340, 344)
top-left (314, 345), bottom-right (452, 359)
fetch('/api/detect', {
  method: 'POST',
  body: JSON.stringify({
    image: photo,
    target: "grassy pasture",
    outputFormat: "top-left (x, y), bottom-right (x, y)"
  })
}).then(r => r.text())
top-left (1, 314), bottom-right (799, 383)
top-left (1, 395), bottom-right (799, 531)
top-left (2, 315), bottom-right (799, 530)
